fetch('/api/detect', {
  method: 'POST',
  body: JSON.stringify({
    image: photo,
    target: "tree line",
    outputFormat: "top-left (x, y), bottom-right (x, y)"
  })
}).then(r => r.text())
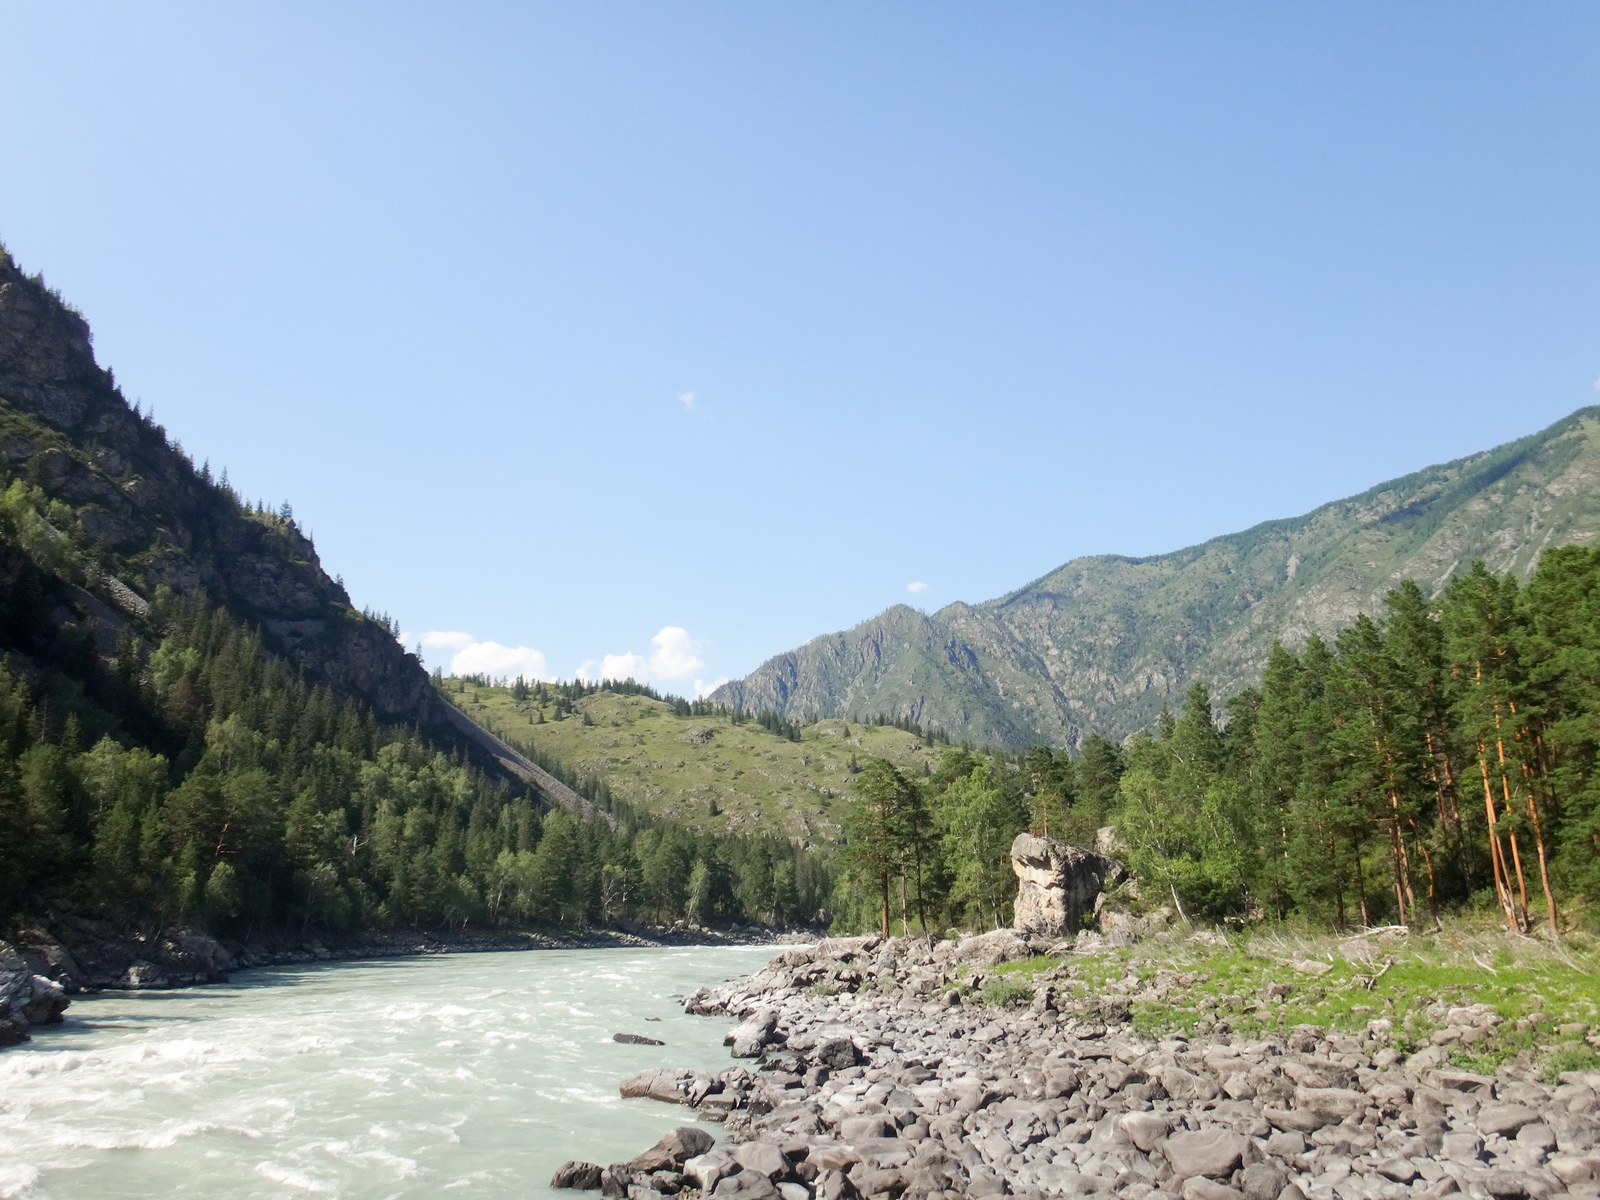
top-left (837, 551), bottom-right (1600, 938)
top-left (2, 589), bottom-right (833, 938)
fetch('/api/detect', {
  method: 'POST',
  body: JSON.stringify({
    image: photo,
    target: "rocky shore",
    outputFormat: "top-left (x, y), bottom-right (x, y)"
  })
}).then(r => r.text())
top-left (581, 931), bottom-right (1600, 1200)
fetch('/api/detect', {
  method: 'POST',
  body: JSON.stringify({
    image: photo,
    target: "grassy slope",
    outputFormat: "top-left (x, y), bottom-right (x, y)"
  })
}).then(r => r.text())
top-left (714, 408), bottom-right (1600, 748)
top-left (985, 919), bottom-right (1600, 1084)
top-left (446, 683), bottom-right (943, 843)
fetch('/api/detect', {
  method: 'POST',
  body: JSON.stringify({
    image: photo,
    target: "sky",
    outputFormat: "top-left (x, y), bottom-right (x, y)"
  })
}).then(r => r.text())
top-left (2, 4), bottom-right (1598, 695)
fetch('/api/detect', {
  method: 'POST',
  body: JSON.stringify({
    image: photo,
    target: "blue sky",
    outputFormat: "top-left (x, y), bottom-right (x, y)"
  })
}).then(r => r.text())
top-left (2, 4), bottom-right (1598, 694)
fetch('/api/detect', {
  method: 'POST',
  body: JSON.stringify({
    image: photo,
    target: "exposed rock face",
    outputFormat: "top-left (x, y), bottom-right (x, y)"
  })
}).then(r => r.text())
top-left (1010, 833), bottom-right (1125, 938)
top-left (0, 940), bottom-right (69, 1044)
top-left (0, 247), bottom-right (437, 725)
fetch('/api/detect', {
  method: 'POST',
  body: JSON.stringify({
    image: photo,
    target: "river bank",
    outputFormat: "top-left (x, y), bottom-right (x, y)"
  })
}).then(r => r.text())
top-left (591, 928), bottom-right (1600, 1200)
top-left (0, 916), bottom-right (813, 1046)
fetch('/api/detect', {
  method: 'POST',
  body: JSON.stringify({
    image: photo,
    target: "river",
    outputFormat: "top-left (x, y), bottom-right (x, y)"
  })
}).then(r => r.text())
top-left (0, 944), bottom-right (780, 1199)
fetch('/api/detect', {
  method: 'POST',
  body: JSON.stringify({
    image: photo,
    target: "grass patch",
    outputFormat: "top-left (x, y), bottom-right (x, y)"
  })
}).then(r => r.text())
top-left (981, 976), bottom-right (1035, 1009)
top-left (1084, 918), bottom-right (1600, 1062)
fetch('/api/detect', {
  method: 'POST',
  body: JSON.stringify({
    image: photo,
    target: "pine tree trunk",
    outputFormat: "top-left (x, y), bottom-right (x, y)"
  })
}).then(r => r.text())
top-left (1478, 750), bottom-right (1517, 931)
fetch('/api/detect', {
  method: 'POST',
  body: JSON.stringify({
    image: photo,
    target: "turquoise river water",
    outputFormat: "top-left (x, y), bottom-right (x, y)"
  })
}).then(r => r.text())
top-left (0, 945), bottom-right (781, 1199)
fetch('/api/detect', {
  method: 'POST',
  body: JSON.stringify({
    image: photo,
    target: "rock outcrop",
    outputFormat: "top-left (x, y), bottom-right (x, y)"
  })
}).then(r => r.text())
top-left (0, 939), bottom-right (69, 1045)
top-left (1010, 833), bottom-right (1125, 939)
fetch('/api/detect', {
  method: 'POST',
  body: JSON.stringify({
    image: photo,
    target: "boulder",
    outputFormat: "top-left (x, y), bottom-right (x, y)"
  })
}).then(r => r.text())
top-left (726, 1009), bottom-right (783, 1058)
top-left (715, 1171), bottom-right (780, 1200)
top-left (1009, 834), bottom-right (1124, 938)
top-left (630, 1127), bottom-right (716, 1172)
top-left (553, 1161), bottom-right (605, 1189)
top-left (733, 1143), bottom-right (791, 1179)
top-left (685, 1150), bottom-right (742, 1192)
top-left (1292, 1087), bottom-right (1367, 1121)
top-left (614, 1032), bottom-right (666, 1046)
top-left (1183, 1179), bottom-right (1244, 1200)
top-left (1118, 1111), bottom-right (1171, 1152)
top-left (1240, 1162), bottom-right (1288, 1200)
top-left (1478, 1104), bottom-right (1540, 1136)
top-left (813, 1037), bottom-right (860, 1071)
top-left (0, 942), bottom-right (35, 1045)
top-left (620, 1068), bottom-right (718, 1106)
top-left (1160, 1130), bottom-right (1250, 1180)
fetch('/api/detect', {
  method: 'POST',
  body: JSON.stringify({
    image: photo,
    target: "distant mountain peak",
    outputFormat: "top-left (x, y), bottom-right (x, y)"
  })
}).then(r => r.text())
top-left (712, 407), bottom-right (1600, 747)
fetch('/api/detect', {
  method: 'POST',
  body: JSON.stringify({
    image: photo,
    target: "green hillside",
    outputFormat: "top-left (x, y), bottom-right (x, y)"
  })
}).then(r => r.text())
top-left (713, 408), bottom-right (1600, 747)
top-left (442, 680), bottom-right (942, 844)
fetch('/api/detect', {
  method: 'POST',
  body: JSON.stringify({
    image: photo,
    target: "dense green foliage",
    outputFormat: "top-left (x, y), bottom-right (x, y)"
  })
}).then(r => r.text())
top-left (1111, 551), bottom-right (1600, 933)
top-left (833, 551), bottom-right (1600, 937)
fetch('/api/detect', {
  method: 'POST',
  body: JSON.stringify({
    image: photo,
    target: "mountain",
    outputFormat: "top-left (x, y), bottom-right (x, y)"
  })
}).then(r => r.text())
top-left (711, 408), bottom-right (1600, 747)
top-left (0, 246), bottom-right (574, 801)
top-left (0, 248), bottom-right (431, 724)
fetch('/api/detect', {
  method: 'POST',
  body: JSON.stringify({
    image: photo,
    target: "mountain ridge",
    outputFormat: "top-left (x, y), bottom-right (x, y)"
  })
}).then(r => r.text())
top-left (711, 407), bottom-right (1600, 746)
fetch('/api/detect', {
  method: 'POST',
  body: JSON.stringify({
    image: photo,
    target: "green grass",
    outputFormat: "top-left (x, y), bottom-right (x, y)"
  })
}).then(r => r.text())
top-left (981, 976), bottom-right (1035, 1008)
top-left (967, 918), bottom-right (1600, 1073)
top-left (446, 683), bottom-right (943, 840)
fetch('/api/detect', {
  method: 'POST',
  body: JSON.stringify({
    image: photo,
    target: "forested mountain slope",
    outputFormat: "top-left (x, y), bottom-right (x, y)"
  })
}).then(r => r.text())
top-left (712, 408), bottom-right (1600, 747)
top-left (0, 247), bottom-right (431, 726)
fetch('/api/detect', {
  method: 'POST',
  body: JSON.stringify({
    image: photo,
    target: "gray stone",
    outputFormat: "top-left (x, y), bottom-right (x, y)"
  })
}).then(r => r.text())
top-left (841, 1116), bottom-right (896, 1142)
top-left (733, 1143), bottom-right (791, 1180)
top-left (1183, 1179), bottom-right (1244, 1200)
top-left (632, 1128), bottom-right (716, 1171)
top-left (1241, 1162), bottom-right (1288, 1200)
top-left (615, 1032), bottom-right (666, 1046)
top-left (685, 1151), bottom-right (741, 1192)
top-left (1375, 1160), bottom-right (1418, 1183)
top-left (716, 1171), bottom-right (781, 1200)
top-left (1118, 1111), bottom-right (1170, 1152)
top-left (1161, 1130), bottom-right (1250, 1180)
top-left (1265, 1132), bottom-right (1306, 1162)
top-left (1478, 1104), bottom-right (1540, 1137)
top-left (553, 1161), bottom-right (605, 1189)
top-left (1429, 1070), bottom-right (1495, 1096)
top-left (1441, 1132), bottom-right (1484, 1163)
top-left (814, 1037), bottom-right (860, 1071)
top-left (1293, 1088), bottom-right (1367, 1121)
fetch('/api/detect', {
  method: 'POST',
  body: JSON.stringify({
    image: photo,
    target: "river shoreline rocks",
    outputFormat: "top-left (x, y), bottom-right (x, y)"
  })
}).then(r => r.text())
top-left (600, 933), bottom-right (1600, 1200)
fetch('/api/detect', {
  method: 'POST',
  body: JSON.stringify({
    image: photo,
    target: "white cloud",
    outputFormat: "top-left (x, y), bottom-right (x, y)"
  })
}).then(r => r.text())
top-left (648, 626), bottom-right (704, 679)
top-left (601, 651), bottom-right (649, 680)
top-left (694, 676), bottom-right (728, 699)
top-left (414, 630), bottom-right (551, 680)
top-left (680, 391), bottom-right (695, 409)
top-left (585, 626), bottom-right (707, 685)
top-left (450, 640), bottom-right (551, 681)
top-left (907, 581), bottom-right (928, 594)
top-left (420, 630), bottom-right (474, 651)
top-left (1594, 376), bottom-right (1600, 391)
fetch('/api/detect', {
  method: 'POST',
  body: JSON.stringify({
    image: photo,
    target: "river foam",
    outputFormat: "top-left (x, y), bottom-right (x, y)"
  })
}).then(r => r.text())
top-left (0, 945), bottom-right (772, 1198)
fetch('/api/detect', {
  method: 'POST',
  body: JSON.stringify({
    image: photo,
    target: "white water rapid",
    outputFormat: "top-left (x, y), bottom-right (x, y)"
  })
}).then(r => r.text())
top-left (0, 945), bottom-right (777, 1199)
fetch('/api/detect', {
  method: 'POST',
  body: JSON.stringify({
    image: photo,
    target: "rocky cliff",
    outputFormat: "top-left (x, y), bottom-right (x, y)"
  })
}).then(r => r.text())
top-left (713, 409), bottom-right (1600, 746)
top-left (0, 247), bottom-right (435, 723)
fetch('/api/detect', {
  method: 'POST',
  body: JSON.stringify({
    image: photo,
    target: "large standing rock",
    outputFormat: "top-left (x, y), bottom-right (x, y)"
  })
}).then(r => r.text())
top-left (1, 940), bottom-right (69, 1046)
top-left (1009, 834), bottom-right (1124, 938)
